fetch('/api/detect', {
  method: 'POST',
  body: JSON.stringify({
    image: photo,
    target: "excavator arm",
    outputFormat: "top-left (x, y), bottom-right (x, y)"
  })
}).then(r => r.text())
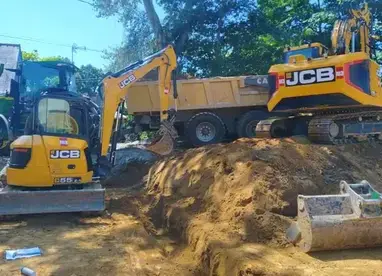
top-left (99, 45), bottom-right (177, 158)
top-left (331, 3), bottom-right (372, 55)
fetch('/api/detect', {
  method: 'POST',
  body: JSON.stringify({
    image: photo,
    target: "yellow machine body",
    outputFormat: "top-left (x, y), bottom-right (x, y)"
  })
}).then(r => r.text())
top-left (267, 4), bottom-right (381, 114)
top-left (7, 135), bottom-right (92, 187)
top-left (268, 51), bottom-right (382, 113)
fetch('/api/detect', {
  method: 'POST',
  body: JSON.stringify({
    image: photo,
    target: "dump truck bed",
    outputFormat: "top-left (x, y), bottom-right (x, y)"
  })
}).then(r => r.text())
top-left (128, 76), bottom-right (269, 114)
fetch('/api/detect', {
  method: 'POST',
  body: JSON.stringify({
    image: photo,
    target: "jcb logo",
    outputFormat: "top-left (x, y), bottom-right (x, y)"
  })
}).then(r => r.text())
top-left (286, 66), bottom-right (335, 87)
top-left (50, 150), bottom-right (80, 159)
top-left (119, 74), bottom-right (136, 89)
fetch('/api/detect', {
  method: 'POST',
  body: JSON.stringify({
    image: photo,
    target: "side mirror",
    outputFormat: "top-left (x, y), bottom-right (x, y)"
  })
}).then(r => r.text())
top-left (5, 68), bottom-right (22, 76)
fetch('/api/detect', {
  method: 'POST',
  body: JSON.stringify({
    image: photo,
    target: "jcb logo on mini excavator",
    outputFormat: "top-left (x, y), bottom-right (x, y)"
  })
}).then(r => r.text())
top-left (119, 74), bottom-right (137, 89)
top-left (285, 66), bottom-right (335, 87)
top-left (50, 150), bottom-right (80, 159)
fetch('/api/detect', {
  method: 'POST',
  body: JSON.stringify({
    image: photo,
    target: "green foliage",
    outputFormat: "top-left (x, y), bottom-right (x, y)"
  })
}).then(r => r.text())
top-left (22, 51), bottom-right (104, 96)
top-left (42, 76), bottom-right (60, 87)
top-left (40, 56), bottom-right (71, 63)
top-left (22, 50), bottom-right (40, 61)
top-left (76, 65), bottom-right (104, 96)
top-left (140, 131), bottom-right (155, 140)
top-left (93, 0), bottom-right (382, 76)
top-left (22, 50), bottom-right (70, 63)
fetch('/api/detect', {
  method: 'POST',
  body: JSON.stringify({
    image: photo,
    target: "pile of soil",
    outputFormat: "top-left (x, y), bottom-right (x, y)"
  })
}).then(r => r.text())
top-left (104, 147), bottom-right (159, 188)
top-left (3, 138), bottom-right (382, 275)
top-left (144, 137), bottom-right (382, 275)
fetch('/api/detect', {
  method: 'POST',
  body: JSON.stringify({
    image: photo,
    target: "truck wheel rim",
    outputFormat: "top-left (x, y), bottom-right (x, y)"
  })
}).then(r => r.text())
top-left (196, 122), bottom-right (216, 142)
top-left (245, 120), bottom-right (259, 137)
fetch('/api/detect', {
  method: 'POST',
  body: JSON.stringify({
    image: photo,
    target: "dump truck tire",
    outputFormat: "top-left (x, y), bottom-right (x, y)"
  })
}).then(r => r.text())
top-left (237, 110), bottom-right (269, 138)
top-left (186, 112), bottom-right (226, 147)
top-left (0, 143), bottom-right (10, 156)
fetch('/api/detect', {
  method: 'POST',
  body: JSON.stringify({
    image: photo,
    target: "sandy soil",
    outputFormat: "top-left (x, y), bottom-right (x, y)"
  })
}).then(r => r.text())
top-left (0, 189), bottom-right (197, 276)
top-left (145, 137), bottom-right (382, 275)
top-left (3, 138), bottom-right (382, 275)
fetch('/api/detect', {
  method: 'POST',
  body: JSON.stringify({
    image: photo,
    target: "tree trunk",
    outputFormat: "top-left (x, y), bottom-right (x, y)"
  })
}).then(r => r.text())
top-left (142, 0), bottom-right (166, 48)
top-left (172, 0), bottom-right (197, 54)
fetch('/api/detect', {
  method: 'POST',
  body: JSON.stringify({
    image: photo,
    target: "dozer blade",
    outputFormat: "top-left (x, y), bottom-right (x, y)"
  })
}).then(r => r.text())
top-left (0, 183), bottom-right (105, 216)
top-left (146, 120), bottom-right (178, 156)
top-left (287, 180), bottom-right (382, 252)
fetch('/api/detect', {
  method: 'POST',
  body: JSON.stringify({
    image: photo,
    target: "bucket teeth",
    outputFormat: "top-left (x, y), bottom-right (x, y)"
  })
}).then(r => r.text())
top-left (289, 180), bottom-right (382, 252)
top-left (146, 122), bottom-right (178, 156)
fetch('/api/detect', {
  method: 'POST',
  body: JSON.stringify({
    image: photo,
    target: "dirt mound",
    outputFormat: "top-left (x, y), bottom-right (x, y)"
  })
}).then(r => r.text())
top-left (144, 137), bottom-right (382, 275)
top-left (104, 147), bottom-right (159, 188)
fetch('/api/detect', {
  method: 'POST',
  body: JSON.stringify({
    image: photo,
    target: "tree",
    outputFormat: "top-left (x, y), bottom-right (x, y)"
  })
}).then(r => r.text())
top-left (76, 65), bottom-right (104, 96)
top-left (94, 0), bottom-right (381, 77)
top-left (22, 51), bottom-right (104, 95)
top-left (22, 50), bottom-right (71, 63)
top-left (22, 50), bottom-right (40, 61)
top-left (93, 0), bottom-right (257, 75)
top-left (102, 10), bottom-right (156, 72)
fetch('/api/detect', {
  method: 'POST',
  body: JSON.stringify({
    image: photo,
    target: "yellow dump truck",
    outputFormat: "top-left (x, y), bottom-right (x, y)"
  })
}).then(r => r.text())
top-left (128, 75), bottom-right (272, 146)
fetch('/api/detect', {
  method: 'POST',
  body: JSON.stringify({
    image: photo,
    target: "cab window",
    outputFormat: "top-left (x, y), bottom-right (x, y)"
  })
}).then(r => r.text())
top-left (37, 98), bottom-right (86, 136)
top-left (283, 47), bottom-right (320, 63)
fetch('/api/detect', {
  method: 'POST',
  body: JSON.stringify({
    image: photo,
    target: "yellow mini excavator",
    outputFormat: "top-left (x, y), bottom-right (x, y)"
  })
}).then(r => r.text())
top-left (0, 45), bottom-right (177, 215)
top-left (256, 3), bottom-right (382, 144)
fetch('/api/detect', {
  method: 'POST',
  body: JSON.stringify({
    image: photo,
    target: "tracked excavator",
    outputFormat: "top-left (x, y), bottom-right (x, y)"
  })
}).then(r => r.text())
top-left (0, 45), bottom-right (177, 215)
top-left (260, 5), bottom-right (382, 252)
top-left (256, 4), bottom-right (382, 144)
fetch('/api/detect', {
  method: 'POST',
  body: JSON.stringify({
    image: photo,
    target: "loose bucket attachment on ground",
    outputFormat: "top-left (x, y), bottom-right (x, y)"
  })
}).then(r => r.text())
top-left (0, 183), bottom-right (105, 216)
top-left (287, 180), bottom-right (382, 252)
top-left (146, 121), bottom-right (178, 156)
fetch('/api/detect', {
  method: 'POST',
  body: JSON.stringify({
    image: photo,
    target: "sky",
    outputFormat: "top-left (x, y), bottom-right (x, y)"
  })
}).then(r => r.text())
top-left (0, 0), bottom-right (125, 68)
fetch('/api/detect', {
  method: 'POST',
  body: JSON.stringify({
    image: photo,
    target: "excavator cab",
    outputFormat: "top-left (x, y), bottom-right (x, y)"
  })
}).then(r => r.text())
top-left (8, 95), bottom-right (93, 188)
top-left (283, 43), bottom-right (328, 63)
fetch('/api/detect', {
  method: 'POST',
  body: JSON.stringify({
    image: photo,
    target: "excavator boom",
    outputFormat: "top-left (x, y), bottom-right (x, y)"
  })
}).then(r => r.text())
top-left (331, 3), bottom-right (371, 55)
top-left (99, 45), bottom-right (177, 158)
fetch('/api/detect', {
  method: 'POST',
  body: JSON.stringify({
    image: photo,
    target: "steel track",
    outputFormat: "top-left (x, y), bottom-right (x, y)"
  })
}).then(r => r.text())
top-left (308, 109), bottom-right (382, 144)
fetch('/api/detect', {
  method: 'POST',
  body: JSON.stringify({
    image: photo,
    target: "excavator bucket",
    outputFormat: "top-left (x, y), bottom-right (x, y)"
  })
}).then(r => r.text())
top-left (146, 120), bottom-right (178, 156)
top-left (0, 183), bottom-right (105, 216)
top-left (287, 180), bottom-right (382, 252)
